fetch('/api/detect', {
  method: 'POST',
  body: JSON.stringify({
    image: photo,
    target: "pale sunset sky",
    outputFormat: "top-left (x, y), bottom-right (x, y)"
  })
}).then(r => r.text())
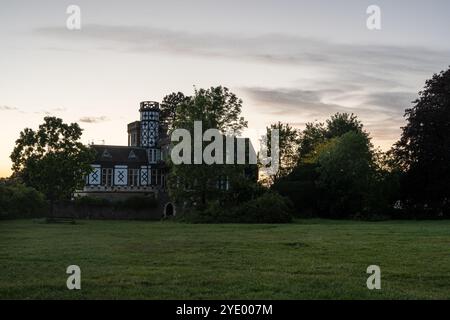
top-left (1, 0), bottom-right (450, 177)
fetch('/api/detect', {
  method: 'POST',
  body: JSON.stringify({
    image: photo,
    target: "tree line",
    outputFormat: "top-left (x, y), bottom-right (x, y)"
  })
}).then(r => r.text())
top-left (265, 67), bottom-right (450, 219)
top-left (3, 67), bottom-right (449, 221)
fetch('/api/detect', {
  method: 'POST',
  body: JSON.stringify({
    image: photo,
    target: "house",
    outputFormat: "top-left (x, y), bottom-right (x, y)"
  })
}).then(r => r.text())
top-left (77, 101), bottom-right (174, 217)
top-left (77, 100), bottom-right (258, 218)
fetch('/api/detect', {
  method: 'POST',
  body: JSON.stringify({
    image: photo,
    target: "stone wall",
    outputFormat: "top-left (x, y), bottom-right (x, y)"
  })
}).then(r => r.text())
top-left (54, 202), bottom-right (164, 220)
top-left (54, 191), bottom-right (177, 220)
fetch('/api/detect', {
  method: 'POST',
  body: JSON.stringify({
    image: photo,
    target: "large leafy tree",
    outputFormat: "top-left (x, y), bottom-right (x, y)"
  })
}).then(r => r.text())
top-left (274, 113), bottom-right (398, 218)
top-left (260, 122), bottom-right (300, 185)
top-left (160, 91), bottom-right (190, 133)
top-left (393, 67), bottom-right (450, 215)
top-left (174, 86), bottom-right (247, 134)
top-left (297, 122), bottom-right (326, 159)
top-left (325, 112), bottom-right (366, 139)
top-left (10, 117), bottom-right (95, 214)
top-left (298, 112), bottom-right (367, 160)
top-left (311, 131), bottom-right (375, 217)
top-left (167, 86), bottom-right (249, 208)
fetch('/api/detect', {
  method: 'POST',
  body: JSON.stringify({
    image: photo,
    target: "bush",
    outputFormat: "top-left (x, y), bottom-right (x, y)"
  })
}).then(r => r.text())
top-left (272, 163), bottom-right (320, 217)
top-left (185, 192), bottom-right (293, 223)
top-left (272, 180), bottom-right (317, 217)
top-left (0, 184), bottom-right (48, 219)
top-left (233, 192), bottom-right (293, 223)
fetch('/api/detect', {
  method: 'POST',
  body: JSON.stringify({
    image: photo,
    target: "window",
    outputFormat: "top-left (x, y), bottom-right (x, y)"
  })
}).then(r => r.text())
top-left (217, 176), bottom-right (229, 191)
top-left (149, 149), bottom-right (157, 163)
top-left (129, 133), bottom-right (136, 146)
top-left (128, 150), bottom-right (137, 159)
top-left (102, 168), bottom-right (113, 187)
top-left (156, 150), bottom-right (161, 162)
top-left (151, 169), bottom-right (160, 186)
top-left (102, 149), bottom-right (112, 158)
top-left (148, 149), bottom-right (161, 163)
top-left (128, 169), bottom-right (139, 186)
top-left (161, 174), bottom-right (165, 188)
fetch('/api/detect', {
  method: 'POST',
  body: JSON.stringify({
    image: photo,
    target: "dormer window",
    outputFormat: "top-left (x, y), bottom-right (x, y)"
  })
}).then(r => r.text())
top-left (128, 150), bottom-right (137, 159)
top-left (102, 149), bottom-right (112, 158)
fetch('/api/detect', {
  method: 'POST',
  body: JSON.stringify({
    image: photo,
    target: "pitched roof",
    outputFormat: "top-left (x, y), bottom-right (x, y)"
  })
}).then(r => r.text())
top-left (91, 145), bottom-right (148, 164)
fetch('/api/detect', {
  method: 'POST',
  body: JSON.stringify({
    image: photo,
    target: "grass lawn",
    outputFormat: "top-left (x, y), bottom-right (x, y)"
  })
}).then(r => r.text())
top-left (0, 219), bottom-right (449, 299)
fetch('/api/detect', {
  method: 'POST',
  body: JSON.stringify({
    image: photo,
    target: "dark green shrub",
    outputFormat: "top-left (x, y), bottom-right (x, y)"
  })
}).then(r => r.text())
top-left (233, 192), bottom-right (293, 223)
top-left (182, 201), bottom-right (228, 223)
top-left (272, 163), bottom-right (319, 217)
top-left (272, 180), bottom-right (317, 217)
top-left (184, 191), bottom-right (293, 224)
top-left (0, 184), bottom-right (47, 219)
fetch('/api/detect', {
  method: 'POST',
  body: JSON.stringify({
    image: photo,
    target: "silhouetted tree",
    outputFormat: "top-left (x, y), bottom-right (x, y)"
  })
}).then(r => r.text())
top-left (160, 92), bottom-right (190, 133)
top-left (10, 117), bottom-right (94, 215)
top-left (275, 113), bottom-right (398, 218)
top-left (168, 86), bottom-right (248, 207)
top-left (325, 112), bottom-right (366, 139)
top-left (298, 122), bottom-right (326, 160)
top-left (298, 112), bottom-right (368, 160)
top-left (312, 131), bottom-right (375, 218)
top-left (393, 67), bottom-right (450, 216)
top-left (260, 122), bottom-right (300, 184)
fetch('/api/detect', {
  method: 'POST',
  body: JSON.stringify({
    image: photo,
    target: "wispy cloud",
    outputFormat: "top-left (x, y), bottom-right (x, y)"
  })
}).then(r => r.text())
top-left (0, 105), bottom-right (18, 111)
top-left (79, 116), bottom-right (109, 124)
top-left (34, 24), bottom-right (448, 148)
top-left (241, 86), bottom-right (413, 147)
top-left (241, 87), bottom-right (344, 117)
top-left (42, 107), bottom-right (67, 115)
top-left (35, 24), bottom-right (450, 76)
top-left (363, 91), bottom-right (416, 113)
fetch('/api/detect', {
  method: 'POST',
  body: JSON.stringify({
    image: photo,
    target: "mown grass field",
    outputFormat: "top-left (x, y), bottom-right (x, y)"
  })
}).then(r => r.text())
top-left (0, 219), bottom-right (449, 299)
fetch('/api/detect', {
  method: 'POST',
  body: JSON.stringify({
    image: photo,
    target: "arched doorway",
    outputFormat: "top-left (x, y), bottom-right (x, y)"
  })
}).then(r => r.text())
top-left (164, 202), bottom-right (175, 217)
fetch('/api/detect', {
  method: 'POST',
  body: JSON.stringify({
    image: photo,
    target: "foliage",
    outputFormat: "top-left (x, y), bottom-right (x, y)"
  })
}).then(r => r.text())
top-left (297, 122), bottom-right (326, 160)
top-left (272, 163), bottom-right (319, 217)
top-left (392, 67), bottom-right (450, 216)
top-left (260, 122), bottom-right (300, 185)
top-left (221, 177), bottom-right (266, 205)
top-left (185, 191), bottom-right (293, 223)
top-left (10, 117), bottom-right (95, 213)
top-left (325, 112), bottom-right (366, 139)
top-left (174, 86), bottom-right (247, 134)
top-left (0, 183), bottom-right (47, 219)
top-left (168, 86), bottom-right (250, 208)
top-left (160, 91), bottom-right (190, 133)
top-left (273, 114), bottom-right (400, 219)
top-left (313, 131), bottom-right (376, 218)
top-left (298, 112), bottom-right (368, 161)
top-left (232, 191), bottom-right (293, 223)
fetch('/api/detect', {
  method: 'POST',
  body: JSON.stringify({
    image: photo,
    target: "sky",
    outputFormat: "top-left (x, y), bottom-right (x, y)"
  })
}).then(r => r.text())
top-left (1, 0), bottom-right (450, 177)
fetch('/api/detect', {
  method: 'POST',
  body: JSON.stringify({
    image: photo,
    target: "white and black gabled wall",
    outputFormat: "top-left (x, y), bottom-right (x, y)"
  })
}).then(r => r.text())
top-left (81, 101), bottom-right (167, 190)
